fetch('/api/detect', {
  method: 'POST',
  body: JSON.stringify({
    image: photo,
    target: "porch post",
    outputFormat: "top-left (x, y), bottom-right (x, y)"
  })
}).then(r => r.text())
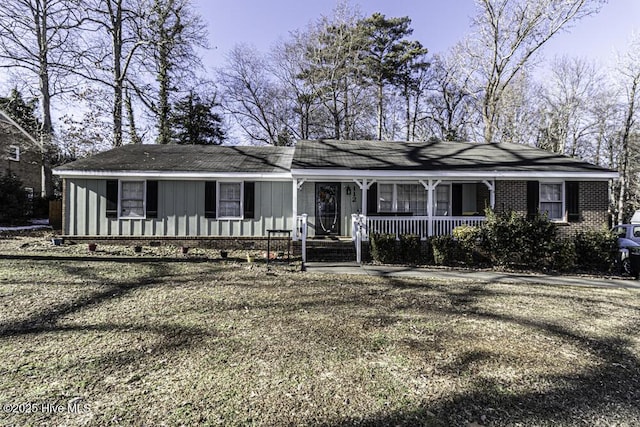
top-left (482, 180), bottom-right (496, 210)
top-left (421, 179), bottom-right (441, 237)
top-left (292, 179), bottom-right (298, 240)
top-left (361, 178), bottom-right (368, 215)
top-left (427, 180), bottom-right (434, 236)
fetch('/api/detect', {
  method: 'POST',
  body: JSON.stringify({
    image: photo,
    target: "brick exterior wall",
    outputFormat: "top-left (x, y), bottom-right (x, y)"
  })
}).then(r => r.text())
top-left (494, 180), bottom-right (528, 215)
top-left (494, 179), bottom-right (610, 237)
top-left (560, 180), bottom-right (610, 236)
top-left (1, 123), bottom-right (43, 195)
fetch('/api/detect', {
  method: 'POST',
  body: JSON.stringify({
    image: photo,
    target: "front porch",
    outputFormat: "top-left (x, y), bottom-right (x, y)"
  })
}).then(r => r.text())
top-left (292, 177), bottom-right (495, 241)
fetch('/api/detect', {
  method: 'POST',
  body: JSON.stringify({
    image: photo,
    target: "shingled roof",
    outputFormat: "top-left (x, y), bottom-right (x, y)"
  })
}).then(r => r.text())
top-left (54, 140), bottom-right (617, 179)
top-left (55, 144), bottom-right (294, 175)
top-left (291, 140), bottom-right (614, 174)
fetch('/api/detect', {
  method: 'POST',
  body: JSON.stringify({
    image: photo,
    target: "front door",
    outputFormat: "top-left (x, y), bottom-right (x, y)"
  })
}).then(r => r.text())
top-left (315, 183), bottom-right (341, 236)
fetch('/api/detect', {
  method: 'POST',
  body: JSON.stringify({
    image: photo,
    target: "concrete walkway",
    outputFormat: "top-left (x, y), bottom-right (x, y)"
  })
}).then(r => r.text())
top-left (304, 262), bottom-right (640, 290)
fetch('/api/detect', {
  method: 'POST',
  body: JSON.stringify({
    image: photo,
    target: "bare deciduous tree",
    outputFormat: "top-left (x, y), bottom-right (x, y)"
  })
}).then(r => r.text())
top-left (615, 36), bottom-right (640, 224)
top-left (0, 0), bottom-right (85, 139)
top-left (467, 0), bottom-right (605, 143)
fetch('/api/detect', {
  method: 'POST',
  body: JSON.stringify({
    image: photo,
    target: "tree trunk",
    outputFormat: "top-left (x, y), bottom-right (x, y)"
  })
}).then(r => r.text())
top-left (376, 78), bottom-right (383, 140)
top-left (35, 0), bottom-right (53, 138)
top-left (125, 88), bottom-right (141, 144)
top-left (617, 76), bottom-right (638, 224)
top-left (111, 1), bottom-right (124, 147)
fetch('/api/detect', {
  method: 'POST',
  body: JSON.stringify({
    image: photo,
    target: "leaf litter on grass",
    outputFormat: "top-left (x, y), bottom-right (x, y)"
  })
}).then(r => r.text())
top-left (0, 234), bottom-right (640, 426)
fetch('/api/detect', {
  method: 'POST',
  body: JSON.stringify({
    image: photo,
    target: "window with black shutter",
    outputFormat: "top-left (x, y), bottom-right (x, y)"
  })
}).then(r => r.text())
top-left (367, 183), bottom-right (378, 215)
top-left (243, 182), bottom-right (255, 219)
top-left (106, 180), bottom-right (118, 218)
top-left (204, 181), bottom-right (217, 218)
top-left (566, 181), bottom-right (580, 222)
top-left (526, 181), bottom-right (539, 219)
top-left (146, 180), bottom-right (158, 218)
top-left (451, 184), bottom-right (463, 216)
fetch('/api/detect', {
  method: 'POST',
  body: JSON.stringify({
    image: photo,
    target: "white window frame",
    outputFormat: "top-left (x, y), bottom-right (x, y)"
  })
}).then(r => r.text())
top-left (539, 181), bottom-right (565, 222)
top-left (217, 181), bottom-right (244, 219)
top-left (118, 180), bottom-right (146, 219)
top-left (433, 183), bottom-right (451, 216)
top-left (7, 145), bottom-right (20, 161)
top-left (378, 182), bottom-right (428, 216)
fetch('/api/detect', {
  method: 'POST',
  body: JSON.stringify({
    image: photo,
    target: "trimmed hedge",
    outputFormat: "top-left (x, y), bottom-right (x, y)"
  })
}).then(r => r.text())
top-left (370, 233), bottom-right (397, 264)
top-left (367, 210), bottom-right (615, 273)
top-left (399, 234), bottom-right (421, 265)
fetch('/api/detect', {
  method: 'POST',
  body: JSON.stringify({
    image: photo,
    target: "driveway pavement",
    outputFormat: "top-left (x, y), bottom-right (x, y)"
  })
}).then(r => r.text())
top-left (304, 262), bottom-right (640, 290)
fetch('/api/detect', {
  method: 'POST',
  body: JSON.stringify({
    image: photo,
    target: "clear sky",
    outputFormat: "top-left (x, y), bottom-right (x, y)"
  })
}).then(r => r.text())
top-left (195, 0), bottom-right (640, 72)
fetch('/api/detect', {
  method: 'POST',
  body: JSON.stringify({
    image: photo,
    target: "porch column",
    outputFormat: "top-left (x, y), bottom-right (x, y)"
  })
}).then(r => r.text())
top-left (353, 178), bottom-right (374, 216)
top-left (482, 180), bottom-right (496, 210)
top-left (421, 179), bottom-right (441, 237)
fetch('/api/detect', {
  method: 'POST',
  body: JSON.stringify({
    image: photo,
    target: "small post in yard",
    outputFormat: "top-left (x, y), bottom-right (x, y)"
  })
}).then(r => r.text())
top-left (300, 214), bottom-right (308, 271)
top-left (353, 214), bottom-right (363, 264)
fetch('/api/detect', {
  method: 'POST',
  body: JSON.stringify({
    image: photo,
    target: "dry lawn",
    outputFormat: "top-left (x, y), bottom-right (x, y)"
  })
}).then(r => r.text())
top-left (1, 232), bottom-right (640, 426)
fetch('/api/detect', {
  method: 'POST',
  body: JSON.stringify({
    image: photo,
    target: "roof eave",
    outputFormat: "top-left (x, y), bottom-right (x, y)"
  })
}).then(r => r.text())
top-left (52, 169), bottom-right (293, 181)
top-left (290, 168), bottom-right (619, 180)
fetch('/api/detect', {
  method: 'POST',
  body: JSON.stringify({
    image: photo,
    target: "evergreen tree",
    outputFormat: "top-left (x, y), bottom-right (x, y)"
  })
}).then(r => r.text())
top-left (0, 88), bottom-right (41, 138)
top-left (169, 91), bottom-right (225, 145)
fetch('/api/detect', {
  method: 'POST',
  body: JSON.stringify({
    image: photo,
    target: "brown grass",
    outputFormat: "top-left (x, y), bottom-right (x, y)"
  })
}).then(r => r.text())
top-left (1, 234), bottom-right (639, 426)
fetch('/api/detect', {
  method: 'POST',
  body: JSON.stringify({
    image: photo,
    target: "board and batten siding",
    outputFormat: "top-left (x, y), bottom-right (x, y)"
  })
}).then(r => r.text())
top-left (64, 179), bottom-right (293, 237)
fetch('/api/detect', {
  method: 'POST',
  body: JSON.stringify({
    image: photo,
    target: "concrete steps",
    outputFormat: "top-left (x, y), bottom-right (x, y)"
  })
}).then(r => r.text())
top-left (305, 238), bottom-right (357, 262)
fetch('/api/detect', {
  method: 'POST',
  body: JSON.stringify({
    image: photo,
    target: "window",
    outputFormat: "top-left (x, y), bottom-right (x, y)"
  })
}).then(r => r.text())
top-left (120, 181), bottom-right (145, 218)
top-left (7, 145), bottom-right (19, 161)
top-left (540, 183), bottom-right (563, 220)
top-left (378, 184), bottom-right (394, 212)
top-left (218, 182), bottom-right (242, 218)
top-left (377, 183), bottom-right (427, 215)
top-left (434, 184), bottom-right (450, 216)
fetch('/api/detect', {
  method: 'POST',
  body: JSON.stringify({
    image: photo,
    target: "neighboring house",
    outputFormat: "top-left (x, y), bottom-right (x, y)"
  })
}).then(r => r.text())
top-left (53, 140), bottom-right (617, 241)
top-left (0, 109), bottom-right (46, 197)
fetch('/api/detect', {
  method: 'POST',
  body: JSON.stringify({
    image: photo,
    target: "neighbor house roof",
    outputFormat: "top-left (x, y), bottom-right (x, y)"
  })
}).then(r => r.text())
top-left (0, 109), bottom-right (41, 148)
top-left (54, 144), bottom-right (294, 179)
top-left (291, 140), bottom-right (618, 179)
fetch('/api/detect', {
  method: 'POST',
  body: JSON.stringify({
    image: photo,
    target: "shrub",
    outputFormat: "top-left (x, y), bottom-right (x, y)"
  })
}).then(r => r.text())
top-left (399, 234), bottom-right (421, 265)
top-left (549, 238), bottom-right (577, 272)
top-left (370, 233), bottom-right (397, 264)
top-left (574, 229), bottom-right (617, 273)
top-left (453, 224), bottom-right (482, 265)
top-left (480, 209), bottom-right (557, 268)
top-left (431, 234), bottom-right (459, 266)
top-left (0, 174), bottom-right (29, 226)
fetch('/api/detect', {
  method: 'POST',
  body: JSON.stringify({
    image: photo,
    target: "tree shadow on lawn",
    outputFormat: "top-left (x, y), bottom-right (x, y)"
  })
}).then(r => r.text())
top-left (329, 279), bottom-right (640, 426)
top-left (0, 261), bottom-right (219, 360)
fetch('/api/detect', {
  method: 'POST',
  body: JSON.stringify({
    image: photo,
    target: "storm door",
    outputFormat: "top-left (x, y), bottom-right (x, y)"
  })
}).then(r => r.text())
top-left (315, 183), bottom-right (341, 236)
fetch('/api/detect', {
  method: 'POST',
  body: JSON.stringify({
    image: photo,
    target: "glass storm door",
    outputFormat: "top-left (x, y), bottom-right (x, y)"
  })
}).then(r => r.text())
top-left (315, 183), bottom-right (341, 236)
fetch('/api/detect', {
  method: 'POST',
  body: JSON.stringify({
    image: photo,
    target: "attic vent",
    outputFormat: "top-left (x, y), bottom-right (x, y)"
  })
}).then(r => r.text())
top-left (7, 145), bottom-right (19, 161)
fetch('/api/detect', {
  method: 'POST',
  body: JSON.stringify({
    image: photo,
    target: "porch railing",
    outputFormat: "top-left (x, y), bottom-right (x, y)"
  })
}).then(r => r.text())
top-left (353, 215), bottom-right (486, 241)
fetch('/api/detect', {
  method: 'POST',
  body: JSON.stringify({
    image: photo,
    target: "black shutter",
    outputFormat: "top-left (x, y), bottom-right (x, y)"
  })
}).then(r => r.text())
top-left (146, 180), bottom-right (158, 218)
top-left (106, 180), bottom-right (118, 218)
top-left (527, 181), bottom-right (539, 219)
top-left (367, 183), bottom-right (378, 215)
top-left (566, 181), bottom-right (580, 222)
top-left (243, 182), bottom-right (255, 219)
top-left (452, 184), bottom-right (463, 216)
top-left (204, 181), bottom-right (217, 218)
